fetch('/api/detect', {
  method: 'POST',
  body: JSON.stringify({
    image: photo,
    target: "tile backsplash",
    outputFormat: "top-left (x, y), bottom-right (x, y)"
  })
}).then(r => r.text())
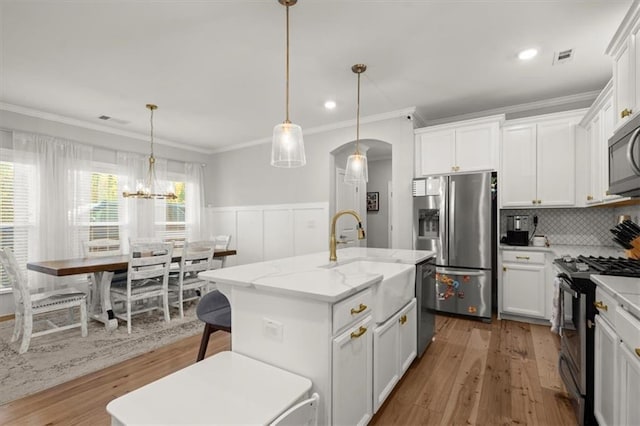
top-left (500, 205), bottom-right (640, 246)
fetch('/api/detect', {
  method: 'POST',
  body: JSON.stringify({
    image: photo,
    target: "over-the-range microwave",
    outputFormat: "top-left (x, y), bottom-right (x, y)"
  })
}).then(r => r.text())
top-left (609, 113), bottom-right (640, 197)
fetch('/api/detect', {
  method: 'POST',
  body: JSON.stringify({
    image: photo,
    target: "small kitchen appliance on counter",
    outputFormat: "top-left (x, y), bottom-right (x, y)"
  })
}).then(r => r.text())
top-left (505, 215), bottom-right (529, 246)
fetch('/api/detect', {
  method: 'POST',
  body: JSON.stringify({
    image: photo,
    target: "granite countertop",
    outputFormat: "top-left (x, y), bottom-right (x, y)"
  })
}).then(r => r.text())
top-left (499, 244), bottom-right (626, 259)
top-left (199, 247), bottom-right (435, 303)
top-left (591, 275), bottom-right (640, 320)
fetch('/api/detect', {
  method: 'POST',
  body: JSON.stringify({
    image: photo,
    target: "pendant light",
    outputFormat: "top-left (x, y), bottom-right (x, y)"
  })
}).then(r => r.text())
top-left (271, 0), bottom-right (306, 168)
top-left (122, 104), bottom-right (177, 200)
top-left (344, 64), bottom-right (368, 184)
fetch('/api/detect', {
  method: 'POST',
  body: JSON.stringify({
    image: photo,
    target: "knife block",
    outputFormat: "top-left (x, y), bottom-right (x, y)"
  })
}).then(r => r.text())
top-left (626, 237), bottom-right (640, 260)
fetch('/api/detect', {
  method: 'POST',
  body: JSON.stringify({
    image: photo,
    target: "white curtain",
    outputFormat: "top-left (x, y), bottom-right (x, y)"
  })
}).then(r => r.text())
top-left (12, 132), bottom-right (92, 290)
top-left (116, 151), bottom-right (169, 252)
top-left (184, 162), bottom-right (205, 242)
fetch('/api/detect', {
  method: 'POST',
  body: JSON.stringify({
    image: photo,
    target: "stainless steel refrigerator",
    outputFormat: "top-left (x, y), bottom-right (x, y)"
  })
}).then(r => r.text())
top-left (412, 172), bottom-right (496, 320)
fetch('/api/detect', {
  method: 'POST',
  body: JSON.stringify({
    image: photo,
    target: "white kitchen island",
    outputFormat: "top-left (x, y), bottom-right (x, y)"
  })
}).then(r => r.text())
top-left (199, 247), bottom-right (434, 426)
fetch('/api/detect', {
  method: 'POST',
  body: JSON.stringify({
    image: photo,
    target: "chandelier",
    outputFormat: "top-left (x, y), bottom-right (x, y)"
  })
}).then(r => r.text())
top-left (271, 0), bottom-right (306, 168)
top-left (122, 104), bottom-right (177, 200)
top-left (344, 64), bottom-right (368, 184)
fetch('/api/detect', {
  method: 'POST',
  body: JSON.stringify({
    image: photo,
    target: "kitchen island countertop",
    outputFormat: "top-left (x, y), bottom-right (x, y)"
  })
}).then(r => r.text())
top-left (591, 274), bottom-right (640, 319)
top-left (199, 247), bottom-right (435, 303)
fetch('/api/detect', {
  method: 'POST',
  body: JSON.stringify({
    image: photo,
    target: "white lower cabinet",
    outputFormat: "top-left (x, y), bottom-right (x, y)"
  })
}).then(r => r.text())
top-left (333, 315), bottom-right (373, 426)
top-left (618, 342), bottom-right (640, 425)
top-left (501, 251), bottom-right (546, 318)
top-left (594, 314), bottom-right (618, 426)
top-left (593, 287), bottom-right (640, 426)
top-left (373, 298), bottom-right (417, 412)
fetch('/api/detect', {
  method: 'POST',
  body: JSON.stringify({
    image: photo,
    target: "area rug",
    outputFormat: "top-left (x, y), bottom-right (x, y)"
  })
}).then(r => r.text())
top-left (0, 304), bottom-right (203, 405)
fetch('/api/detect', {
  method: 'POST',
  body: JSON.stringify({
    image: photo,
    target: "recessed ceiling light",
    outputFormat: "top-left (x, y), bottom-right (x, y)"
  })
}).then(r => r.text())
top-left (324, 100), bottom-right (337, 110)
top-left (518, 48), bottom-right (538, 61)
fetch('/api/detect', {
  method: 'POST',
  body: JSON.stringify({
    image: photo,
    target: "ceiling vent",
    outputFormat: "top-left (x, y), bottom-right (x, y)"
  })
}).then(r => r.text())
top-left (98, 115), bottom-right (130, 125)
top-left (553, 49), bottom-right (574, 65)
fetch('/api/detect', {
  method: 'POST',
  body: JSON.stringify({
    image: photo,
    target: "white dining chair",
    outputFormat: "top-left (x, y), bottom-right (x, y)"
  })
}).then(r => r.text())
top-left (270, 392), bottom-right (320, 426)
top-left (0, 247), bottom-right (88, 354)
top-left (82, 239), bottom-right (122, 257)
top-left (211, 235), bottom-right (231, 269)
top-left (168, 240), bottom-right (215, 318)
top-left (110, 242), bottom-right (173, 334)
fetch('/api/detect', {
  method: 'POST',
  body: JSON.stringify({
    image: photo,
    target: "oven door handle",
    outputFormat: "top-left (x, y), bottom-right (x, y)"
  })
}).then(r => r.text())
top-left (558, 278), bottom-right (578, 298)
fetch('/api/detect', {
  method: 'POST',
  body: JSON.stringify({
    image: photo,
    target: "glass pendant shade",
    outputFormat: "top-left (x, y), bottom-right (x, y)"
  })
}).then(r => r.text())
top-left (344, 152), bottom-right (368, 184)
top-left (271, 122), bottom-right (306, 168)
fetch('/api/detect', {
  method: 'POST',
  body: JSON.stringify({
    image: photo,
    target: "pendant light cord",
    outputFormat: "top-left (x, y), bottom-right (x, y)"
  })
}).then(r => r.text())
top-left (285, 4), bottom-right (290, 124)
top-left (355, 71), bottom-right (361, 154)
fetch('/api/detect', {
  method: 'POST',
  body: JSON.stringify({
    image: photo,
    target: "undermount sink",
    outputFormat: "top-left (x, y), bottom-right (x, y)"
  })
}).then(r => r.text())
top-left (328, 260), bottom-right (415, 323)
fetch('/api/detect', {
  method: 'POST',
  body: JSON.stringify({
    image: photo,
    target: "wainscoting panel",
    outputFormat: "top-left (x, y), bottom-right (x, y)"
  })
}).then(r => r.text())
top-left (264, 209), bottom-right (294, 261)
top-left (236, 210), bottom-right (264, 265)
top-left (207, 202), bottom-right (329, 266)
top-left (293, 208), bottom-right (327, 256)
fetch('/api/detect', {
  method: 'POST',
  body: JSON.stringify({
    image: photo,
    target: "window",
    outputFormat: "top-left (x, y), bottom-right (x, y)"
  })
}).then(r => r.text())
top-left (156, 179), bottom-right (186, 245)
top-left (88, 171), bottom-right (120, 241)
top-left (0, 156), bottom-right (34, 289)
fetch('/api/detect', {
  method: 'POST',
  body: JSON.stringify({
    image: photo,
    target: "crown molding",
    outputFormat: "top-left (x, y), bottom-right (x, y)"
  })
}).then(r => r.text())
top-left (606, 0), bottom-right (640, 55)
top-left (0, 102), bottom-right (213, 154)
top-left (422, 91), bottom-right (600, 127)
top-left (211, 107), bottom-right (417, 154)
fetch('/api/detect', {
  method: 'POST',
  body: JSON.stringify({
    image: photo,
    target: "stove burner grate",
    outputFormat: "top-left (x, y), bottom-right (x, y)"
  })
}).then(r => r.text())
top-left (576, 255), bottom-right (640, 278)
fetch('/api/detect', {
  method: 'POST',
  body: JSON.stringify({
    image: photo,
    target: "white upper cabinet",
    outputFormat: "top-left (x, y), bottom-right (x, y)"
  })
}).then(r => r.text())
top-left (500, 110), bottom-right (584, 208)
top-left (606, 2), bottom-right (640, 129)
top-left (578, 81), bottom-right (627, 206)
top-left (415, 115), bottom-right (503, 176)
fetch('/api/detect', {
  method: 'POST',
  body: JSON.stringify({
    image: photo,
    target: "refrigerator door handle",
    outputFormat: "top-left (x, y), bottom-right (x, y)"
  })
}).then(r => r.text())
top-left (436, 267), bottom-right (486, 276)
top-left (449, 179), bottom-right (455, 264)
top-left (440, 177), bottom-right (448, 266)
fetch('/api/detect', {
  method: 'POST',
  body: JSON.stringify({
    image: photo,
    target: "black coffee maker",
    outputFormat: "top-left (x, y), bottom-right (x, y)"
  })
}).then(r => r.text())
top-left (505, 215), bottom-right (529, 246)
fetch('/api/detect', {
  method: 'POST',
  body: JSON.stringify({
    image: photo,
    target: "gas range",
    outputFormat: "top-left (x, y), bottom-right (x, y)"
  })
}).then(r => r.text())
top-left (554, 255), bottom-right (640, 281)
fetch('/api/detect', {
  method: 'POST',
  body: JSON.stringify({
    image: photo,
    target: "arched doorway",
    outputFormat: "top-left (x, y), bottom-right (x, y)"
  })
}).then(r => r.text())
top-left (330, 139), bottom-right (392, 249)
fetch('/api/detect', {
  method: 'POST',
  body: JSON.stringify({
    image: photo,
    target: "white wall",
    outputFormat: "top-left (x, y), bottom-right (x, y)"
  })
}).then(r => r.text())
top-left (207, 113), bottom-right (415, 249)
top-left (366, 158), bottom-right (392, 248)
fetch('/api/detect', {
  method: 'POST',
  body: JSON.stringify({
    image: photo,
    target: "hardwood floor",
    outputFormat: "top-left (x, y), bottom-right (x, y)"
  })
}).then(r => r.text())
top-left (0, 316), bottom-right (576, 426)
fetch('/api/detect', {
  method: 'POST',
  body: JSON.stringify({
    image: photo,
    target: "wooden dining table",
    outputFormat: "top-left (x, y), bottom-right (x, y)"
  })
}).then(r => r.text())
top-left (27, 249), bottom-right (237, 330)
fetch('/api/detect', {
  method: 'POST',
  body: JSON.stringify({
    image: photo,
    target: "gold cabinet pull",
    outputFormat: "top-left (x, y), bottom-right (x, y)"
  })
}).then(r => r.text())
top-left (587, 195), bottom-right (593, 201)
top-left (516, 256), bottom-right (530, 260)
top-left (350, 326), bottom-right (367, 339)
top-left (503, 266), bottom-right (507, 272)
top-left (635, 348), bottom-right (640, 358)
top-left (621, 108), bottom-right (633, 118)
top-left (594, 301), bottom-right (608, 311)
top-left (399, 315), bottom-right (407, 325)
top-left (532, 200), bottom-right (537, 204)
top-left (537, 200), bottom-right (542, 204)
top-left (350, 303), bottom-right (367, 315)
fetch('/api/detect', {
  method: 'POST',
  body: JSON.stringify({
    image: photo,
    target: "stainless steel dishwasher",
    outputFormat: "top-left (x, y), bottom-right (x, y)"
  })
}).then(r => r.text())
top-left (415, 257), bottom-right (436, 357)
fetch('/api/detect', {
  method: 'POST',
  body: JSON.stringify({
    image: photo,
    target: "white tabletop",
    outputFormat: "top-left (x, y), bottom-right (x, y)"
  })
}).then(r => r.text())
top-left (106, 351), bottom-right (312, 425)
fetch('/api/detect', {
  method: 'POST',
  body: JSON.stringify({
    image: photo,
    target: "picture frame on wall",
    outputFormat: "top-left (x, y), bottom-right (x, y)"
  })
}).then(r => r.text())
top-left (367, 192), bottom-right (379, 212)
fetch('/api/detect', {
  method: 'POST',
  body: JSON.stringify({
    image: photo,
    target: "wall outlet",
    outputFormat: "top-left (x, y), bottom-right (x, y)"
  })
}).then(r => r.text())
top-left (262, 318), bottom-right (283, 342)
